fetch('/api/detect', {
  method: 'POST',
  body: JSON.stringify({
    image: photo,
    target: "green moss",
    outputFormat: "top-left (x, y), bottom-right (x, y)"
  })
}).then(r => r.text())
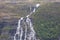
top-left (0, 34), bottom-right (9, 40)
top-left (31, 2), bottom-right (60, 39)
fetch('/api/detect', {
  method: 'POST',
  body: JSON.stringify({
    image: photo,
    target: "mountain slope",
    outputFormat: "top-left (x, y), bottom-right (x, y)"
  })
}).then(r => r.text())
top-left (31, 2), bottom-right (60, 40)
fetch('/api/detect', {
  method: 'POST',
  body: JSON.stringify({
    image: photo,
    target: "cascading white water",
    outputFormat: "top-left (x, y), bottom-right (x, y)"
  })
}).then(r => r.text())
top-left (14, 4), bottom-right (40, 40)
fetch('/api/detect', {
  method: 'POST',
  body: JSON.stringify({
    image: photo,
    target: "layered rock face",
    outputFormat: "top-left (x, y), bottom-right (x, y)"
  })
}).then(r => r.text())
top-left (0, 1), bottom-right (37, 40)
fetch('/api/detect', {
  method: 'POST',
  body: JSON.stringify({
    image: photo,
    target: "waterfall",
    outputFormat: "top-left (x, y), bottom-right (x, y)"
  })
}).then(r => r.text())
top-left (14, 4), bottom-right (40, 40)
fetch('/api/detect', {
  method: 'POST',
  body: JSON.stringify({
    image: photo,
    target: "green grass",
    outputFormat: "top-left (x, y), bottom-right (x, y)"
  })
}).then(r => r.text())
top-left (31, 2), bottom-right (60, 40)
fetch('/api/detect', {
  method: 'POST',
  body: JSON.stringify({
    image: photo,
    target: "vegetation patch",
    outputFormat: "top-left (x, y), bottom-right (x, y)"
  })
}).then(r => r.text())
top-left (31, 2), bottom-right (60, 40)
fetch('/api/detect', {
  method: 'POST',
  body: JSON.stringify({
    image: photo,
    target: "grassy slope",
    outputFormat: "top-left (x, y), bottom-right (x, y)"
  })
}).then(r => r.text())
top-left (31, 2), bottom-right (60, 39)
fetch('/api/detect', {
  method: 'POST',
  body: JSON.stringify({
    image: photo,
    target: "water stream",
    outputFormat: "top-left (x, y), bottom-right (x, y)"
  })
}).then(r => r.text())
top-left (14, 4), bottom-right (40, 40)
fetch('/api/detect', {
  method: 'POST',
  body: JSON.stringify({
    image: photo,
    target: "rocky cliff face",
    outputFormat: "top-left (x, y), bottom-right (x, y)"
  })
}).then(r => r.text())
top-left (0, 3), bottom-right (32, 40)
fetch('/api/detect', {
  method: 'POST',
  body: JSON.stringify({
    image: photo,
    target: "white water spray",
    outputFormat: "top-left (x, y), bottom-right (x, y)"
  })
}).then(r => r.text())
top-left (14, 4), bottom-right (40, 40)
